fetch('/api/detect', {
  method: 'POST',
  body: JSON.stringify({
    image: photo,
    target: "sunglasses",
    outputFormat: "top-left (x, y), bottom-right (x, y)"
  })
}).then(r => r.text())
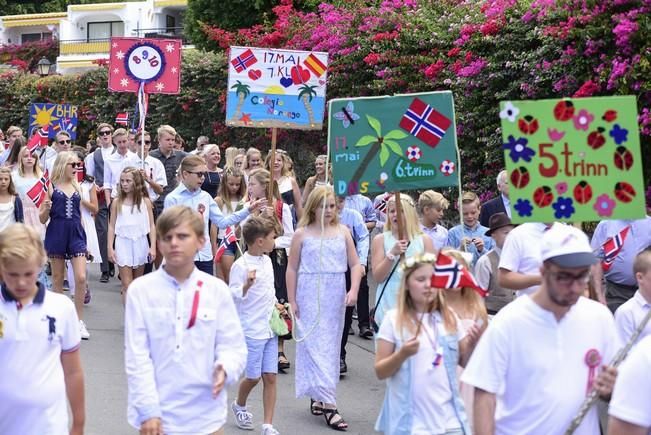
top-left (186, 170), bottom-right (207, 178)
top-left (142, 140), bottom-right (151, 145)
top-left (98, 130), bottom-right (112, 136)
top-left (67, 162), bottom-right (83, 169)
top-left (58, 139), bottom-right (71, 145)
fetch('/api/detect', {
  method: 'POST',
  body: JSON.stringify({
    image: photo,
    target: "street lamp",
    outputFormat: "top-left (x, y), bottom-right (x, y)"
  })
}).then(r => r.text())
top-left (36, 57), bottom-right (51, 76)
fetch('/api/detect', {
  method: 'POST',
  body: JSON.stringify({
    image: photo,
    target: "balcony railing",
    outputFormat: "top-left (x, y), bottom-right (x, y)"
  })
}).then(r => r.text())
top-left (59, 38), bottom-right (110, 55)
top-left (131, 27), bottom-right (190, 44)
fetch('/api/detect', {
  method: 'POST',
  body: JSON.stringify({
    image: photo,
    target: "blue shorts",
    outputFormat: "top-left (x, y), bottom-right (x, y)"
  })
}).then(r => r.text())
top-left (217, 238), bottom-right (237, 256)
top-left (245, 336), bottom-right (278, 379)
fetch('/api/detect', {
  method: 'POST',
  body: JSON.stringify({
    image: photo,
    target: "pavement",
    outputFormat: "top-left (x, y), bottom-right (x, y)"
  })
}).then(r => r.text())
top-left (78, 265), bottom-right (384, 435)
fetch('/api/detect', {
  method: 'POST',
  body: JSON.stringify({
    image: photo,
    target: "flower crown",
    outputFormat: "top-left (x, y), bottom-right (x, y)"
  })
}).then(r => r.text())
top-left (401, 252), bottom-right (438, 271)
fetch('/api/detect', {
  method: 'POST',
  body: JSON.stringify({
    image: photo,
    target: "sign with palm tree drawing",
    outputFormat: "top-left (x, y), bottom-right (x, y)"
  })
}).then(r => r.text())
top-left (226, 46), bottom-right (328, 130)
top-left (329, 92), bottom-right (459, 195)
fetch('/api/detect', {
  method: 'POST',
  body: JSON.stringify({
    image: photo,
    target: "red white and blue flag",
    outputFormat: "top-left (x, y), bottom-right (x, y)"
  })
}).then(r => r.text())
top-left (26, 170), bottom-right (49, 208)
top-left (431, 252), bottom-right (488, 297)
top-left (231, 48), bottom-right (258, 73)
top-left (601, 226), bottom-right (630, 272)
top-left (374, 193), bottom-right (393, 214)
top-left (27, 126), bottom-right (50, 154)
top-left (214, 226), bottom-right (238, 263)
top-left (115, 112), bottom-right (129, 125)
top-left (399, 98), bottom-right (451, 148)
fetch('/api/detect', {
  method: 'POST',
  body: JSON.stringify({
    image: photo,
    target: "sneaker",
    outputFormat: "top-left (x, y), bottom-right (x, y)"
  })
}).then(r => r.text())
top-left (99, 272), bottom-right (109, 283)
top-left (231, 401), bottom-right (254, 430)
top-left (84, 286), bottom-right (91, 304)
top-left (62, 279), bottom-right (69, 290)
top-left (261, 424), bottom-right (280, 435)
top-left (79, 320), bottom-right (90, 340)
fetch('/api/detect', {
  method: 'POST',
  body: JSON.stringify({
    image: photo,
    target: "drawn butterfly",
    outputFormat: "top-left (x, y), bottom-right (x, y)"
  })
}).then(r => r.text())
top-left (333, 102), bottom-right (360, 128)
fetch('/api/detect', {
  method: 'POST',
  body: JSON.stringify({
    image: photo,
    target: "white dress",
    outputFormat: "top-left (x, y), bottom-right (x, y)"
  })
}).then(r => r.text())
top-left (0, 200), bottom-right (15, 232)
top-left (80, 181), bottom-right (101, 263)
top-left (114, 200), bottom-right (150, 267)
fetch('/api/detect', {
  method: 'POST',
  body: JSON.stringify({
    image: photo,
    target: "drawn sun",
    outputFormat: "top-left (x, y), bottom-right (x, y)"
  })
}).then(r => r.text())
top-left (30, 104), bottom-right (58, 129)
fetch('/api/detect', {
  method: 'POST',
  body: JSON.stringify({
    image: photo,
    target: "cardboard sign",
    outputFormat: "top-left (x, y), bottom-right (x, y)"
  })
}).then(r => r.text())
top-left (108, 37), bottom-right (182, 94)
top-left (225, 46), bottom-right (328, 130)
top-left (329, 91), bottom-right (458, 196)
top-left (29, 103), bottom-right (78, 140)
top-left (499, 96), bottom-right (646, 223)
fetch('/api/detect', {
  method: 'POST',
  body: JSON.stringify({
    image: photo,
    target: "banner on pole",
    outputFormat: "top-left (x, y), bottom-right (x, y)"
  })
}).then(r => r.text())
top-left (29, 103), bottom-right (78, 140)
top-left (225, 46), bottom-right (328, 130)
top-left (329, 91), bottom-right (458, 196)
top-left (499, 96), bottom-right (646, 223)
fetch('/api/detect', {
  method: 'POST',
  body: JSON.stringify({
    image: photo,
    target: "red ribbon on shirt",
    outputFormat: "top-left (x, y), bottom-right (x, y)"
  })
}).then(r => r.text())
top-left (187, 280), bottom-right (203, 329)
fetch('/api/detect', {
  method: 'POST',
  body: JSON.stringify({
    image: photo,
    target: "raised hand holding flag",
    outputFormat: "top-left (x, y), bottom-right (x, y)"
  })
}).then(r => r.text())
top-left (214, 226), bottom-right (238, 263)
top-left (27, 126), bottom-right (50, 154)
top-left (26, 169), bottom-right (50, 208)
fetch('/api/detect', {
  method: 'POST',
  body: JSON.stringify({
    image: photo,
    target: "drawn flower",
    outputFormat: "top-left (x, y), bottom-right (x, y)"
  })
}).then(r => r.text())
top-left (573, 109), bottom-right (594, 131)
top-left (609, 124), bottom-right (628, 145)
top-left (552, 197), bottom-right (575, 219)
top-left (499, 101), bottom-right (520, 122)
top-left (555, 182), bottom-right (568, 195)
top-left (503, 135), bottom-right (535, 163)
top-left (593, 194), bottom-right (616, 217)
top-left (514, 199), bottom-right (533, 217)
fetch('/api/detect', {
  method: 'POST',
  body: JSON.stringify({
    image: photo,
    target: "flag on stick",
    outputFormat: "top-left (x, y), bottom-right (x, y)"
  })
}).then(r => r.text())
top-left (214, 226), bottom-right (238, 263)
top-left (115, 112), bottom-right (129, 125)
top-left (26, 170), bottom-right (50, 208)
top-left (432, 252), bottom-right (488, 297)
top-left (601, 226), bottom-right (630, 272)
top-left (27, 126), bottom-right (50, 153)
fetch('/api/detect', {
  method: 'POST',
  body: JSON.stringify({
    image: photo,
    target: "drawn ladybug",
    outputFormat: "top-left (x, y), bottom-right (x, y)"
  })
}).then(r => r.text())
top-left (614, 182), bottom-right (636, 203)
top-left (533, 186), bottom-right (554, 207)
top-left (518, 115), bottom-right (539, 135)
top-left (573, 181), bottom-right (593, 204)
top-left (602, 110), bottom-right (617, 122)
top-left (510, 167), bottom-right (530, 189)
top-left (553, 100), bottom-right (575, 121)
top-left (614, 146), bottom-right (634, 170)
top-left (587, 127), bottom-right (606, 150)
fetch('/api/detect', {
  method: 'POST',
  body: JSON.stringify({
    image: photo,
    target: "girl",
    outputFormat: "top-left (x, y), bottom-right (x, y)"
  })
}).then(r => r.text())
top-left (39, 151), bottom-right (89, 339)
top-left (12, 147), bottom-right (45, 236)
top-left (371, 194), bottom-right (434, 329)
top-left (5, 136), bottom-right (26, 170)
top-left (287, 185), bottom-right (361, 431)
top-left (245, 147), bottom-right (263, 176)
top-left (224, 146), bottom-right (244, 168)
top-left (214, 166), bottom-right (246, 281)
top-left (107, 167), bottom-right (156, 303)
top-left (0, 166), bottom-right (24, 231)
top-left (265, 150), bottom-right (302, 221)
top-left (302, 154), bottom-right (331, 206)
top-left (200, 144), bottom-right (222, 197)
top-left (374, 253), bottom-right (478, 435)
top-left (247, 168), bottom-right (294, 370)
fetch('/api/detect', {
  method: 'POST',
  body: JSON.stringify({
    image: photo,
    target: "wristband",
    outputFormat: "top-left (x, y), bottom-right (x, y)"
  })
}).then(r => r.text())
top-left (386, 251), bottom-right (397, 261)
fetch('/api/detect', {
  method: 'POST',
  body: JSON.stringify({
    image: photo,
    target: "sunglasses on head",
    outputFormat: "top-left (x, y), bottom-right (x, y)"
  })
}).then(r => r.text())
top-left (98, 130), bottom-right (112, 136)
top-left (58, 139), bottom-right (71, 145)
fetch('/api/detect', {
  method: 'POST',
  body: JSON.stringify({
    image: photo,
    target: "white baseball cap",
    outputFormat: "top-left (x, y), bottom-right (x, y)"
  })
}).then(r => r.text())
top-left (540, 223), bottom-right (597, 268)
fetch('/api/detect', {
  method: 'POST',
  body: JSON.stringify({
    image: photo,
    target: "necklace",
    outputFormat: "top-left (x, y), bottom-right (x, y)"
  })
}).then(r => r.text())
top-left (417, 313), bottom-right (444, 368)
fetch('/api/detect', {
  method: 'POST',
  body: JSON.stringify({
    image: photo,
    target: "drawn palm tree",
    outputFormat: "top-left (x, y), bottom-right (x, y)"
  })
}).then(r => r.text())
top-left (231, 80), bottom-right (250, 122)
top-left (297, 84), bottom-right (318, 124)
top-left (351, 114), bottom-right (407, 185)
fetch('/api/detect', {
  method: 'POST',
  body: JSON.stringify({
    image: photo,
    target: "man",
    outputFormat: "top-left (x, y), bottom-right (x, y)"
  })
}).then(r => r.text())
top-left (103, 128), bottom-right (137, 199)
top-left (42, 131), bottom-right (73, 174)
top-left (462, 224), bottom-right (619, 435)
top-left (479, 170), bottom-right (510, 227)
top-left (149, 125), bottom-right (187, 218)
top-left (85, 122), bottom-right (116, 283)
top-left (117, 130), bottom-right (167, 203)
top-left (192, 135), bottom-right (209, 155)
top-left (126, 129), bottom-right (138, 154)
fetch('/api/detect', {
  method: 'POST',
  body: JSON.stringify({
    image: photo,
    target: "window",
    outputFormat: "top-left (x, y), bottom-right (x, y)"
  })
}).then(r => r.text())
top-left (87, 21), bottom-right (124, 41)
top-left (166, 15), bottom-right (176, 33)
top-left (21, 32), bottom-right (52, 43)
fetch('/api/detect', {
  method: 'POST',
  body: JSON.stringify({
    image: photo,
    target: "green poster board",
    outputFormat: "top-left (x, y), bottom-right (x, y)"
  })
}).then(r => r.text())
top-left (329, 91), bottom-right (458, 196)
top-left (499, 96), bottom-right (646, 223)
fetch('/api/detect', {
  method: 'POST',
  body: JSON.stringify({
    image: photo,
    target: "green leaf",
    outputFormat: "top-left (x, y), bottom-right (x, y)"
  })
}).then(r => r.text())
top-left (366, 115), bottom-right (382, 136)
top-left (384, 140), bottom-right (403, 156)
top-left (355, 135), bottom-right (377, 147)
top-left (384, 129), bottom-right (408, 140)
top-left (379, 145), bottom-right (390, 167)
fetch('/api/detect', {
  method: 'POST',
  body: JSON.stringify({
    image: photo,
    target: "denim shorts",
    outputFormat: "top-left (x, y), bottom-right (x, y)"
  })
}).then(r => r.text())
top-left (245, 336), bottom-right (278, 379)
top-left (218, 238), bottom-right (237, 256)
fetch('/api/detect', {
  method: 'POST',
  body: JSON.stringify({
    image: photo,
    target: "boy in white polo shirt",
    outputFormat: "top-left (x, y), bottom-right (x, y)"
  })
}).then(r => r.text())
top-left (125, 206), bottom-right (247, 435)
top-left (614, 247), bottom-right (651, 346)
top-left (462, 224), bottom-right (619, 435)
top-left (0, 224), bottom-right (85, 435)
top-left (230, 216), bottom-right (280, 435)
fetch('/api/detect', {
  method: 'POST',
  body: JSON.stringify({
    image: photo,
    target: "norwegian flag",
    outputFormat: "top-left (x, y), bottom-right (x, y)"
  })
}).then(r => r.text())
top-left (399, 98), bottom-right (452, 148)
top-left (27, 126), bottom-right (50, 153)
top-left (115, 112), bottom-right (129, 125)
top-left (601, 226), bottom-right (630, 272)
top-left (432, 252), bottom-right (488, 297)
top-left (26, 170), bottom-right (49, 208)
top-left (214, 226), bottom-right (238, 263)
top-left (374, 193), bottom-right (393, 213)
top-left (231, 48), bottom-right (258, 73)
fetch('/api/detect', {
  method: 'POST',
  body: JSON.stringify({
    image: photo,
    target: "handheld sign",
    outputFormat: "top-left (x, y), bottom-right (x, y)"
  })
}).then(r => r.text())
top-left (29, 103), bottom-right (78, 140)
top-left (499, 96), bottom-right (646, 223)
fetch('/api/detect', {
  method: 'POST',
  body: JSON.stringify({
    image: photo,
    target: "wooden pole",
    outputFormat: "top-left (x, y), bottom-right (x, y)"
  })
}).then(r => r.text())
top-left (394, 191), bottom-right (405, 246)
top-left (268, 127), bottom-right (277, 202)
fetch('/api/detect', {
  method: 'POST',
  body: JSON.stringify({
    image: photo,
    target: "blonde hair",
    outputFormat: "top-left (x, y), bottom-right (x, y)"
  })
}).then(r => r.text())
top-left (441, 248), bottom-right (488, 324)
top-left (0, 167), bottom-right (16, 195)
top-left (17, 147), bottom-right (43, 178)
top-left (217, 166), bottom-right (246, 212)
top-left (224, 146), bottom-right (244, 168)
top-left (96, 123), bottom-right (114, 134)
top-left (157, 125), bottom-right (177, 139)
top-left (6, 126), bottom-right (22, 137)
top-left (201, 144), bottom-right (220, 158)
top-left (50, 151), bottom-right (80, 193)
top-left (246, 147), bottom-right (262, 162)
top-left (385, 194), bottom-right (422, 241)
top-left (418, 190), bottom-right (449, 214)
top-left (264, 151), bottom-right (292, 177)
top-left (112, 128), bottom-right (128, 140)
top-left (299, 185), bottom-right (339, 228)
top-left (461, 191), bottom-right (480, 206)
top-left (0, 223), bottom-right (47, 270)
top-left (247, 168), bottom-right (283, 236)
top-left (115, 167), bottom-right (147, 213)
top-left (156, 205), bottom-right (204, 239)
top-left (180, 154), bottom-right (205, 174)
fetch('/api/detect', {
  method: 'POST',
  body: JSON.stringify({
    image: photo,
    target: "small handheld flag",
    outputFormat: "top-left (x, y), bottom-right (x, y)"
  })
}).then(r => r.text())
top-left (115, 112), bottom-right (129, 126)
top-left (214, 226), bottom-right (238, 263)
top-left (432, 252), bottom-right (488, 297)
top-left (26, 170), bottom-right (50, 208)
top-left (27, 126), bottom-right (50, 154)
top-left (601, 226), bottom-right (630, 272)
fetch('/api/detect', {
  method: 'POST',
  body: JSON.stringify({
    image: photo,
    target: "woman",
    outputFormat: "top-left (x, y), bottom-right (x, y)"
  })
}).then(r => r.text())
top-left (5, 136), bottom-right (26, 170)
top-left (200, 144), bottom-right (222, 198)
top-left (266, 150), bottom-right (302, 221)
top-left (302, 154), bottom-right (331, 206)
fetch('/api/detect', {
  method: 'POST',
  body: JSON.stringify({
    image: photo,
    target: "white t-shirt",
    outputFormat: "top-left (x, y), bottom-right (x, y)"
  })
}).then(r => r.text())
top-left (378, 310), bottom-right (463, 434)
top-left (609, 334), bottom-right (651, 432)
top-left (498, 222), bottom-right (549, 296)
top-left (614, 291), bottom-right (651, 347)
top-left (461, 295), bottom-right (618, 435)
top-left (114, 154), bottom-right (168, 202)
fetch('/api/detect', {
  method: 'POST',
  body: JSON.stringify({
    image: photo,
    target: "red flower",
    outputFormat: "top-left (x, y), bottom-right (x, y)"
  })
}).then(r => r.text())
top-left (447, 47), bottom-right (461, 57)
top-left (424, 60), bottom-right (445, 80)
top-left (573, 80), bottom-right (600, 97)
top-left (363, 53), bottom-right (381, 66)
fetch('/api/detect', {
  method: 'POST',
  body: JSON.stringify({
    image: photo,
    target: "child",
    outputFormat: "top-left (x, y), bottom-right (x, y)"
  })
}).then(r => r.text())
top-left (0, 166), bottom-right (24, 231)
top-left (374, 253), bottom-right (476, 435)
top-left (446, 191), bottom-right (494, 266)
top-left (0, 224), bottom-right (85, 434)
top-left (286, 185), bottom-right (361, 431)
top-left (125, 205), bottom-right (247, 435)
top-left (39, 151), bottom-right (89, 339)
top-left (107, 167), bottom-right (156, 303)
top-left (229, 216), bottom-right (280, 435)
top-left (12, 147), bottom-right (45, 237)
top-left (418, 190), bottom-right (449, 250)
top-left (215, 166), bottom-right (247, 282)
top-left (614, 247), bottom-right (651, 346)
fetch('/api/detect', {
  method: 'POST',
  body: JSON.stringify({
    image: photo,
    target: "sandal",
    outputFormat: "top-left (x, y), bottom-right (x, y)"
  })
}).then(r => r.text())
top-left (310, 399), bottom-right (324, 416)
top-left (323, 408), bottom-right (348, 431)
top-left (278, 352), bottom-right (290, 370)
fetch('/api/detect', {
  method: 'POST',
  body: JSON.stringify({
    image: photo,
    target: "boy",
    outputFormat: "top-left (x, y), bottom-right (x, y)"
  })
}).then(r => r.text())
top-left (0, 224), bottom-right (85, 434)
top-left (125, 206), bottom-right (247, 435)
top-left (614, 247), bottom-right (651, 346)
top-left (418, 190), bottom-right (449, 250)
top-left (229, 216), bottom-right (280, 435)
top-left (447, 191), bottom-right (493, 265)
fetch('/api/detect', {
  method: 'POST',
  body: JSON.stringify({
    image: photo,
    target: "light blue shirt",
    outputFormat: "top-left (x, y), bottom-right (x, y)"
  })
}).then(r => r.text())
top-left (502, 194), bottom-right (512, 218)
top-left (164, 183), bottom-right (250, 261)
top-left (420, 222), bottom-right (448, 250)
top-left (446, 223), bottom-right (494, 265)
top-left (339, 207), bottom-right (369, 266)
top-left (345, 194), bottom-right (376, 223)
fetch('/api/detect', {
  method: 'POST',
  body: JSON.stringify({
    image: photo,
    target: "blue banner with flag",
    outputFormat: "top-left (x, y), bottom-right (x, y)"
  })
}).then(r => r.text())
top-left (29, 103), bottom-right (78, 140)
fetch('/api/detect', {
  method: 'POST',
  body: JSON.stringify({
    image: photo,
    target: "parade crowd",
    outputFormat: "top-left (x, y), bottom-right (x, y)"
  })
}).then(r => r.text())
top-left (0, 122), bottom-right (650, 435)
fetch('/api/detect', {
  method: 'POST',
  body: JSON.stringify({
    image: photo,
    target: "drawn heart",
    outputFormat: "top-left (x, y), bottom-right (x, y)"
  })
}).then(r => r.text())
top-left (248, 69), bottom-right (262, 80)
top-left (319, 79), bottom-right (326, 85)
top-left (290, 65), bottom-right (310, 84)
top-left (279, 77), bottom-right (293, 88)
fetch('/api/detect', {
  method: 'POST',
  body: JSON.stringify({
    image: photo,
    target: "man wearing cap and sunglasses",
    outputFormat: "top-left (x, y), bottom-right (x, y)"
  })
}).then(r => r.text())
top-left (463, 224), bottom-right (620, 435)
